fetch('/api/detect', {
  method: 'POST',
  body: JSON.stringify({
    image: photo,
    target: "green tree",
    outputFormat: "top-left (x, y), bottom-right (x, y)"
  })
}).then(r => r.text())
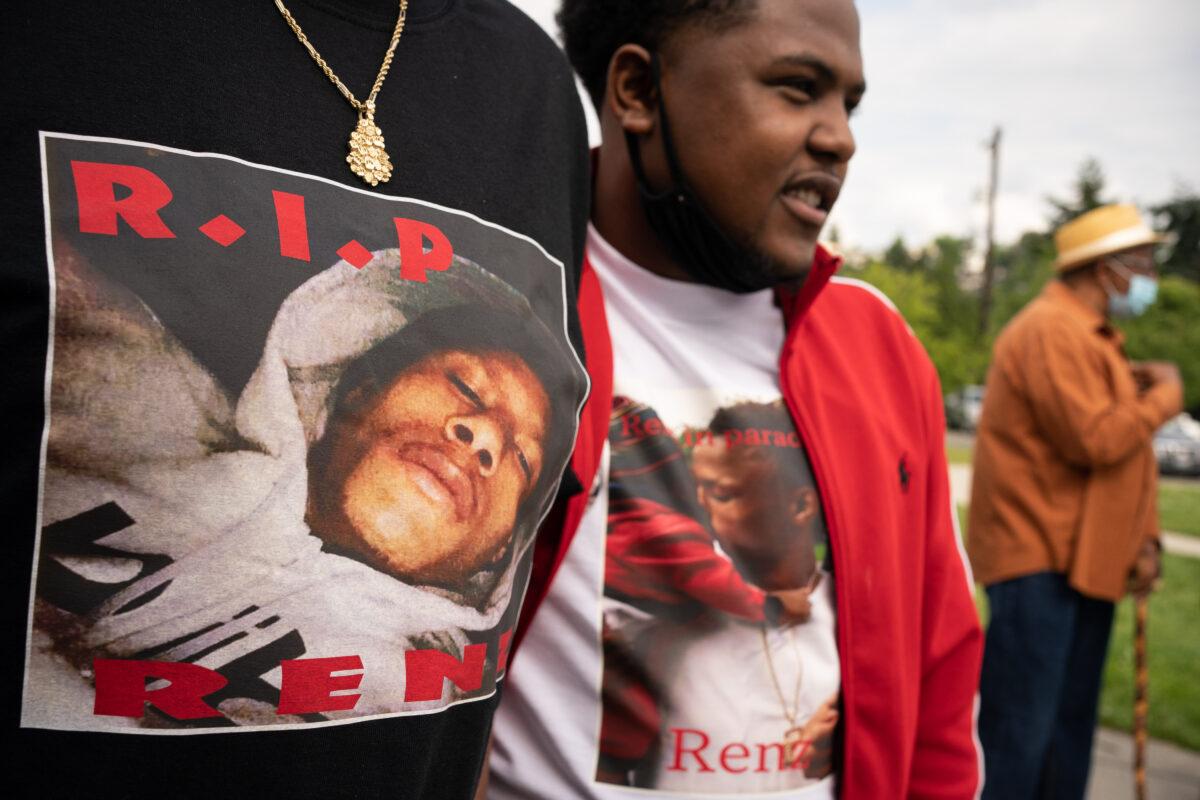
top-left (924, 235), bottom-right (979, 339)
top-left (988, 231), bottom-right (1056, 334)
top-left (1151, 189), bottom-right (1200, 283)
top-left (1122, 276), bottom-right (1200, 412)
top-left (854, 258), bottom-right (989, 394)
top-left (883, 236), bottom-right (918, 272)
top-left (854, 261), bottom-right (938, 335)
top-left (1046, 158), bottom-right (1114, 230)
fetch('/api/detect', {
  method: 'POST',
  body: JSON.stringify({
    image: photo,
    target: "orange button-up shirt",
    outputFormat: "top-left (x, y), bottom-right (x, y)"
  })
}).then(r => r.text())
top-left (967, 280), bottom-right (1183, 601)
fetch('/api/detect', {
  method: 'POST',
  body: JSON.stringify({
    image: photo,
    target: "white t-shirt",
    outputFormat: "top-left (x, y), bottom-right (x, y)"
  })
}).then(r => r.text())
top-left (491, 226), bottom-right (840, 798)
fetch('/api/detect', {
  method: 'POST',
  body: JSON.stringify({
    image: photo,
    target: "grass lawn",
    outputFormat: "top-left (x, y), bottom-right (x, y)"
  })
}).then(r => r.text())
top-left (946, 444), bottom-right (973, 465)
top-left (1159, 482), bottom-right (1200, 537)
top-left (1098, 553), bottom-right (1200, 751)
top-left (958, 504), bottom-right (1200, 752)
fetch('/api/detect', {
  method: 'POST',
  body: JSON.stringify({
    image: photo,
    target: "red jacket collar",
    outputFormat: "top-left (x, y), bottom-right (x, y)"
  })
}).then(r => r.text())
top-left (776, 244), bottom-right (843, 327)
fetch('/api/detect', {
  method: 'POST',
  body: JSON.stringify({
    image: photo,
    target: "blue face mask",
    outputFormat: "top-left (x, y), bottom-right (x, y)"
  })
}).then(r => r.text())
top-left (1103, 257), bottom-right (1159, 318)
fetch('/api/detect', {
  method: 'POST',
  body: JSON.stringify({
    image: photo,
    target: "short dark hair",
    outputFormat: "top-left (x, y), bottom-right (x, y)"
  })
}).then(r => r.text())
top-left (608, 397), bottom-right (707, 520)
top-left (1059, 260), bottom-right (1099, 286)
top-left (558, 0), bottom-right (757, 107)
top-left (705, 400), bottom-right (814, 491)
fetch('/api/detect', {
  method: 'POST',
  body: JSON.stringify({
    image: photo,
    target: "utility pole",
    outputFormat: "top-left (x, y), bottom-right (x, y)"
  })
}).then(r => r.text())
top-left (978, 126), bottom-right (1002, 337)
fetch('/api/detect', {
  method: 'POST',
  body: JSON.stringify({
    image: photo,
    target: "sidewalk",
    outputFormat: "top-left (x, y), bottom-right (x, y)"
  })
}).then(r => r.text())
top-left (1087, 728), bottom-right (1200, 800)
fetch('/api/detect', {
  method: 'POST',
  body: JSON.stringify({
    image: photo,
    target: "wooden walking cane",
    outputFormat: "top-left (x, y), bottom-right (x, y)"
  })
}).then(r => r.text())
top-left (1133, 593), bottom-right (1149, 800)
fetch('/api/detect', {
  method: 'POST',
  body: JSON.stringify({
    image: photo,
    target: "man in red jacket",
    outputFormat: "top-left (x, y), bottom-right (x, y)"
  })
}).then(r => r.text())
top-left (488, 0), bottom-right (984, 796)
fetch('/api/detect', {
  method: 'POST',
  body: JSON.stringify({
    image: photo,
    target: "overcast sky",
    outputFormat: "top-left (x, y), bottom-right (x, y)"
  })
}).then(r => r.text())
top-left (508, 0), bottom-right (1200, 254)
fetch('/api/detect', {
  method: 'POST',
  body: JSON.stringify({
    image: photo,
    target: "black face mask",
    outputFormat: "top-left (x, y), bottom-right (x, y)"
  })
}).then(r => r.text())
top-left (624, 55), bottom-right (786, 294)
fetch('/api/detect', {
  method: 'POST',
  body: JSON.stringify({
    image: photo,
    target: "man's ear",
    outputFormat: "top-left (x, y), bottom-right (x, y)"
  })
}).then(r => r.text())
top-left (789, 486), bottom-right (819, 528)
top-left (606, 44), bottom-right (658, 137)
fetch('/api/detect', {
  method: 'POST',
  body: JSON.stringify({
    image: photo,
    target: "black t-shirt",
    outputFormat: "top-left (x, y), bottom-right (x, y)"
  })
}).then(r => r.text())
top-left (1, 1), bottom-right (589, 797)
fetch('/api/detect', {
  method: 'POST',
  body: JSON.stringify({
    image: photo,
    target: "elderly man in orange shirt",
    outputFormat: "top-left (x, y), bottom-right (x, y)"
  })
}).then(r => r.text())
top-left (968, 204), bottom-right (1184, 799)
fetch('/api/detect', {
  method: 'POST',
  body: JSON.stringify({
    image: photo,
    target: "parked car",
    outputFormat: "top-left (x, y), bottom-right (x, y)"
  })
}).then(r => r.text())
top-left (1154, 413), bottom-right (1200, 476)
top-left (945, 385), bottom-right (985, 431)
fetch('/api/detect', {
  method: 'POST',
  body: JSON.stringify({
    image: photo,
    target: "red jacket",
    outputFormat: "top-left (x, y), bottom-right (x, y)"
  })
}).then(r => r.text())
top-left (519, 247), bottom-right (984, 798)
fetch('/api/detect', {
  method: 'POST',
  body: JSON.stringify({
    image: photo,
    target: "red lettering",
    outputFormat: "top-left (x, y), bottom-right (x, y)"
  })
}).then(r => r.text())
top-left (667, 728), bottom-right (715, 773)
top-left (622, 413), bottom-right (645, 439)
top-left (404, 644), bottom-right (487, 702)
top-left (756, 742), bottom-right (787, 773)
top-left (276, 655), bottom-right (364, 715)
top-left (394, 218), bottom-right (453, 282)
top-left (644, 418), bottom-right (663, 436)
top-left (792, 739), bottom-right (812, 769)
top-left (272, 190), bottom-right (311, 261)
top-left (754, 741), bottom-right (808, 772)
top-left (72, 161), bottom-right (175, 238)
top-left (92, 659), bottom-right (226, 719)
top-left (496, 629), bottom-right (513, 674)
top-left (719, 742), bottom-right (750, 773)
top-left (787, 432), bottom-right (801, 448)
top-left (724, 430), bottom-right (743, 448)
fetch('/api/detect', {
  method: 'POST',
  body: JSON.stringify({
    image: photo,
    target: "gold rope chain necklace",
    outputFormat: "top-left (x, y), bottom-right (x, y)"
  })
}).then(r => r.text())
top-left (275, 0), bottom-right (409, 186)
top-left (760, 624), bottom-right (807, 764)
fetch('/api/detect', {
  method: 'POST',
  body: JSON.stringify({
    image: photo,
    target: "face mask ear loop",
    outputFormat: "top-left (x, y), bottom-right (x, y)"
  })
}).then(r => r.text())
top-left (1107, 255), bottom-right (1134, 282)
top-left (649, 54), bottom-right (693, 195)
top-left (624, 53), bottom-right (684, 204)
top-left (1098, 262), bottom-right (1119, 298)
top-left (1099, 255), bottom-right (1135, 299)
top-left (648, 54), bottom-right (747, 242)
top-left (620, 52), bottom-right (780, 294)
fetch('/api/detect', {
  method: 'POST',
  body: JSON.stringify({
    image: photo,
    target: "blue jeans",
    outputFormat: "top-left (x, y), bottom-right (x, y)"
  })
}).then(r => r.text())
top-left (978, 572), bottom-right (1115, 800)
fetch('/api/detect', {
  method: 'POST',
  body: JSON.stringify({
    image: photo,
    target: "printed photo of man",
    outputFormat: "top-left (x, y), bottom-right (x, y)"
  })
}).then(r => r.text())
top-left (26, 244), bottom-right (583, 731)
top-left (596, 399), bottom-right (838, 792)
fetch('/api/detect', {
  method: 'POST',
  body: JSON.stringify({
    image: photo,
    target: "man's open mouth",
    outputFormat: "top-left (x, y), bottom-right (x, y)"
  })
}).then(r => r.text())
top-left (781, 174), bottom-right (841, 227)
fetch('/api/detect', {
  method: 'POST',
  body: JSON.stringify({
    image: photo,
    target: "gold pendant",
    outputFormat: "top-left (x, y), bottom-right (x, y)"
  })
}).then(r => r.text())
top-left (347, 110), bottom-right (393, 187)
top-left (783, 726), bottom-right (810, 768)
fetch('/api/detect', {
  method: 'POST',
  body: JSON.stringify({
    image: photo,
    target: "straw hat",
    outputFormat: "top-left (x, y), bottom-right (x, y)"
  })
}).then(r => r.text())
top-left (1053, 204), bottom-right (1165, 272)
